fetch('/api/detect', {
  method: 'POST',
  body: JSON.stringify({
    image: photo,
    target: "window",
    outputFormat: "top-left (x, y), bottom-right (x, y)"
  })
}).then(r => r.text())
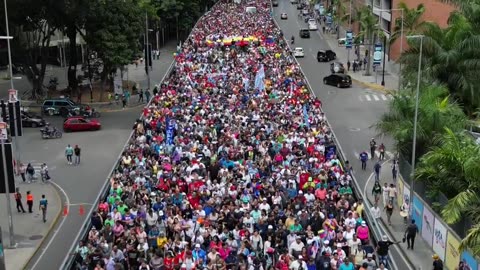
top-left (56, 101), bottom-right (69, 107)
top-left (43, 101), bottom-right (53, 106)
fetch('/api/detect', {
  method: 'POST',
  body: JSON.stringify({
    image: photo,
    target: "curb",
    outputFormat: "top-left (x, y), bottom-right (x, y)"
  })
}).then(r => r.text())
top-left (352, 78), bottom-right (391, 94)
top-left (21, 182), bottom-right (63, 270)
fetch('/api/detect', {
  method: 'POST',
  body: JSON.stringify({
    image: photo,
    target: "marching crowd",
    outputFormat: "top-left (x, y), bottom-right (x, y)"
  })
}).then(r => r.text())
top-left (73, 0), bottom-right (385, 270)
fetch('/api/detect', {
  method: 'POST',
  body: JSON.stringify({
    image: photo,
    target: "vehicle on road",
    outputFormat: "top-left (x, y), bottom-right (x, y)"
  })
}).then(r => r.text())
top-left (281, 12), bottom-right (288, 19)
top-left (323, 74), bottom-right (352, 88)
top-left (40, 126), bottom-right (62, 139)
top-left (293, 47), bottom-right (305, 57)
top-left (63, 116), bottom-right (101, 132)
top-left (5, 111), bottom-right (46, 128)
top-left (42, 98), bottom-right (81, 117)
top-left (299, 29), bottom-right (310, 38)
top-left (302, 9), bottom-right (309, 15)
top-left (272, 0), bottom-right (279, 6)
top-left (330, 62), bottom-right (345, 73)
top-left (297, 4), bottom-right (304, 10)
top-left (317, 50), bottom-right (336, 62)
top-left (308, 19), bottom-right (318, 30)
top-left (290, 0), bottom-right (298, 3)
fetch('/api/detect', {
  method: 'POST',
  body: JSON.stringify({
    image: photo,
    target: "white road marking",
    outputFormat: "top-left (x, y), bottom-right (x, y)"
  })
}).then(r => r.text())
top-left (365, 95), bottom-right (372, 101)
top-left (373, 94), bottom-right (380, 101)
top-left (381, 95), bottom-right (388, 100)
top-left (30, 180), bottom-right (70, 270)
top-left (358, 96), bottom-right (364, 102)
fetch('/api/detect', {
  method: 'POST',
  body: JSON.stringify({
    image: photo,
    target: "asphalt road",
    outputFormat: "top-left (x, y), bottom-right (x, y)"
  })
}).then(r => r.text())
top-left (19, 107), bottom-right (142, 269)
top-left (274, 1), bottom-right (407, 269)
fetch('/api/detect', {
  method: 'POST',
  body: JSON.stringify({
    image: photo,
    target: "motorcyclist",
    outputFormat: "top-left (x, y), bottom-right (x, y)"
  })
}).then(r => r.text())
top-left (84, 105), bottom-right (93, 117)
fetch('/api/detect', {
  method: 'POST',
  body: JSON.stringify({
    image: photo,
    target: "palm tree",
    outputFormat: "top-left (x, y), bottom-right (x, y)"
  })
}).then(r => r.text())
top-left (355, 7), bottom-right (384, 76)
top-left (415, 128), bottom-right (480, 256)
top-left (389, 2), bottom-right (427, 45)
top-left (330, 0), bottom-right (349, 39)
top-left (374, 85), bottom-right (467, 159)
top-left (399, 11), bottom-right (480, 115)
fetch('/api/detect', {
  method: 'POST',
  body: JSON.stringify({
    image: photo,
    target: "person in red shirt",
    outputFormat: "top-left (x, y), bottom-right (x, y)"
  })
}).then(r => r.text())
top-left (164, 251), bottom-right (175, 270)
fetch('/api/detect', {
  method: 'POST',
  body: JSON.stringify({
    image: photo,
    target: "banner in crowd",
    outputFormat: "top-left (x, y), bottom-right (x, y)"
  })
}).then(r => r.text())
top-left (433, 218), bottom-right (447, 261)
top-left (445, 232), bottom-right (461, 270)
top-left (462, 250), bottom-right (478, 270)
top-left (166, 118), bottom-right (175, 145)
top-left (422, 207), bottom-right (435, 247)
top-left (412, 195), bottom-right (423, 230)
top-left (397, 180), bottom-right (404, 208)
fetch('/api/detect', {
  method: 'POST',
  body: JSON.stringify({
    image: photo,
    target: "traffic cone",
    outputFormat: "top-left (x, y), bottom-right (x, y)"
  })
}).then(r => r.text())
top-left (63, 203), bottom-right (68, 216)
top-left (79, 205), bottom-right (85, 216)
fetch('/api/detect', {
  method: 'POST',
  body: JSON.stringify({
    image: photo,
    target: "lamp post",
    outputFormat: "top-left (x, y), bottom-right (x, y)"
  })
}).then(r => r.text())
top-left (406, 34), bottom-right (424, 217)
top-left (374, 8), bottom-right (404, 87)
top-left (2, 0), bottom-right (17, 249)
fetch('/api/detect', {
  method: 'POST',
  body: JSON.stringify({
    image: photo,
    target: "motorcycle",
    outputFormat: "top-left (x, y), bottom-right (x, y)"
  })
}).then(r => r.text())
top-left (40, 126), bottom-right (62, 139)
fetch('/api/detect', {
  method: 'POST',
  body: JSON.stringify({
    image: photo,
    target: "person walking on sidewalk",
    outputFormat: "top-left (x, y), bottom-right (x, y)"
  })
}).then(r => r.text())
top-left (65, 144), bottom-right (74, 165)
top-left (382, 183), bottom-right (389, 206)
top-left (138, 88), bottom-right (144, 103)
top-left (145, 89), bottom-right (151, 103)
top-left (369, 138), bottom-right (377, 159)
top-left (40, 163), bottom-right (50, 183)
top-left (372, 181), bottom-right (382, 203)
top-left (370, 202), bottom-right (381, 220)
top-left (39, 194), bottom-right (48, 222)
top-left (74, 145), bottom-right (81, 165)
top-left (378, 143), bottom-right (385, 160)
top-left (404, 219), bottom-right (419, 250)
top-left (391, 159), bottom-right (398, 182)
top-left (359, 151), bottom-right (368, 170)
top-left (376, 235), bottom-right (398, 268)
top-left (14, 188), bottom-right (26, 213)
top-left (388, 184), bottom-right (397, 205)
top-left (26, 163), bottom-right (35, 182)
top-left (384, 201), bottom-right (394, 225)
top-left (374, 161), bottom-right (381, 181)
top-left (26, 191), bottom-right (34, 213)
top-left (432, 254), bottom-right (444, 270)
top-left (19, 163), bottom-right (27, 183)
top-left (347, 61), bottom-right (351, 72)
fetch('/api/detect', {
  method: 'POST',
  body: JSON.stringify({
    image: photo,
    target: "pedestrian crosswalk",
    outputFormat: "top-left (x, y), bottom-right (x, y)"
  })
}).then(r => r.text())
top-left (359, 94), bottom-right (393, 102)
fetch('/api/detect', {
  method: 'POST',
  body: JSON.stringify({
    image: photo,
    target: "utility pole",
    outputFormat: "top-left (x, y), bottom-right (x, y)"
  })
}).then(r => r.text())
top-left (145, 12), bottom-right (151, 90)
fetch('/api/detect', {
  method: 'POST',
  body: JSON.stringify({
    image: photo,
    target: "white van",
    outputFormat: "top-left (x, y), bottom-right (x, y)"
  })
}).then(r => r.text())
top-left (246, 6), bottom-right (257, 13)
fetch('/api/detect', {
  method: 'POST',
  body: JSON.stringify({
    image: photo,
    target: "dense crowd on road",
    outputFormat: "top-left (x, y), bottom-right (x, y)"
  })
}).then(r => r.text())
top-left (73, 0), bottom-right (384, 270)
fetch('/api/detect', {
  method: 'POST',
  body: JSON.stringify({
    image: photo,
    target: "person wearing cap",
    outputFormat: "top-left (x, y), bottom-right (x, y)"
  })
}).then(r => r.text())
top-left (432, 254), bottom-right (444, 270)
top-left (356, 221), bottom-right (369, 245)
top-left (361, 253), bottom-right (377, 270)
top-left (376, 235), bottom-right (398, 268)
top-left (289, 255), bottom-right (307, 270)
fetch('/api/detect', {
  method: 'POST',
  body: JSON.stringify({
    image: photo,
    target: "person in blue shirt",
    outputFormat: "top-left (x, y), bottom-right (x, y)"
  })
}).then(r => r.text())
top-left (39, 194), bottom-right (48, 223)
top-left (359, 151), bottom-right (368, 170)
top-left (338, 258), bottom-right (355, 270)
top-left (192, 243), bottom-right (207, 266)
top-left (287, 183), bottom-right (297, 199)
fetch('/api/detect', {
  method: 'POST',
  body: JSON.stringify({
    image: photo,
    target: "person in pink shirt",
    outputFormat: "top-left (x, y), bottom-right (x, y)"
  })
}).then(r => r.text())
top-left (356, 221), bottom-right (370, 245)
top-left (315, 185), bottom-right (327, 201)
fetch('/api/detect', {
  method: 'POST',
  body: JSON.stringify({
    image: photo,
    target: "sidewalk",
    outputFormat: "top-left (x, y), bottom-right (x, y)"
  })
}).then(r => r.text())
top-left (320, 24), bottom-right (400, 92)
top-left (365, 159), bottom-right (433, 270)
top-left (1, 181), bottom-right (62, 270)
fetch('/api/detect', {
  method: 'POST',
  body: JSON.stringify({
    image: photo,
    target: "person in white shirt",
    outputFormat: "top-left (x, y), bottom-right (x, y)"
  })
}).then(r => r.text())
top-left (304, 190), bottom-right (315, 204)
top-left (344, 212), bottom-right (356, 228)
top-left (382, 183), bottom-right (389, 206)
top-left (370, 202), bottom-right (382, 220)
top-left (289, 256), bottom-right (307, 270)
top-left (259, 199), bottom-right (271, 212)
top-left (289, 237), bottom-right (304, 256)
top-left (334, 243), bottom-right (346, 261)
top-left (348, 234), bottom-right (362, 253)
top-left (320, 240), bottom-right (332, 255)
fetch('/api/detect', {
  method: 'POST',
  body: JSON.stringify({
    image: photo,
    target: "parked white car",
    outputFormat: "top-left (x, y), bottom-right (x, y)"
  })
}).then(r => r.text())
top-left (308, 19), bottom-right (318, 30)
top-left (293, 47), bottom-right (305, 57)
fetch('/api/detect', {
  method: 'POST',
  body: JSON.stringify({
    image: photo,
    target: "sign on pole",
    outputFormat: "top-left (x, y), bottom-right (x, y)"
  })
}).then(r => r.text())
top-left (373, 43), bottom-right (382, 66)
top-left (8, 89), bottom-right (17, 103)
top-left (346, 30), bottom-right (353, 49)
top-left (0, 123), bottom-right (6, 141)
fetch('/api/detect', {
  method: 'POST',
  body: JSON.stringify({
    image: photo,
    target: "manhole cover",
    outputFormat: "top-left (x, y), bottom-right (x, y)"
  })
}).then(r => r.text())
top-left (349, 128), bottom-right (361, 132)
top-left (29, 235), bottom-right (43, 240)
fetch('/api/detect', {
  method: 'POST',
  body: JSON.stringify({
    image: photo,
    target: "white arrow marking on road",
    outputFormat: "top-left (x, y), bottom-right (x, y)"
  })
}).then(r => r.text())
top-left (365, 95), bottom-right (372, 101)
top-left (373, 94), bottom-right (380, 101)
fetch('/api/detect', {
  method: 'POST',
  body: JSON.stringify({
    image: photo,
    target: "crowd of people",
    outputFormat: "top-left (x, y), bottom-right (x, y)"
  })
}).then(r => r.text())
top-left (73, 0), bottom-right (385, 269)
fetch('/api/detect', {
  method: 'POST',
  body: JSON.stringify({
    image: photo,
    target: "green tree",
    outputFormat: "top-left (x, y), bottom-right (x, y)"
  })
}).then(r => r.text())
top-left (374, 85), bottom-right (467, 159)
top-left (415, 128), bottom-right (480, 256)
top-left (389, 2), bottom-right (427, 45)
top-left (84, 0), bottom-right (143, 100)
top-left (399, 11), bottom-right (480, 115)
top-left (355, 7), bottom-right (384, 76)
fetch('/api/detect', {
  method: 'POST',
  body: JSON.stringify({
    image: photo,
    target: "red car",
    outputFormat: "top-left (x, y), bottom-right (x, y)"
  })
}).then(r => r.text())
top-left (63, 116), bottom-right (101, 132)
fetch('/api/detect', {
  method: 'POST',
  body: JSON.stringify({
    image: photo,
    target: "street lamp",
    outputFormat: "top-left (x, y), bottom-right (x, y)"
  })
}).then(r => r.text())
top-left (374, 8), bottom-right (404, 87)
top-left (406, 34), bottom-right (424, 218)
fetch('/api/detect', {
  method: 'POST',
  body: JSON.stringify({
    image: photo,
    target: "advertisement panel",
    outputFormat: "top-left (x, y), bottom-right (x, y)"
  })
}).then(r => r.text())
top-left (373, 43), bottom-right (382, 66)
top-left (403, 185), bottom-right (411, 207)
top-left (397, 180), bottom-right (404, 208)
top-left (445, 232), bottom-right (461, 270)
top-left (412, 195), bottom-right (423, 231)
top-left (346, 30), bottom-right (353, 49)
top-left (422, 207), bottom-right (435, 247)
top-left (461, 250), bottom-right (478, 270)
top-left (433, 218), bottom-right (447, 261)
